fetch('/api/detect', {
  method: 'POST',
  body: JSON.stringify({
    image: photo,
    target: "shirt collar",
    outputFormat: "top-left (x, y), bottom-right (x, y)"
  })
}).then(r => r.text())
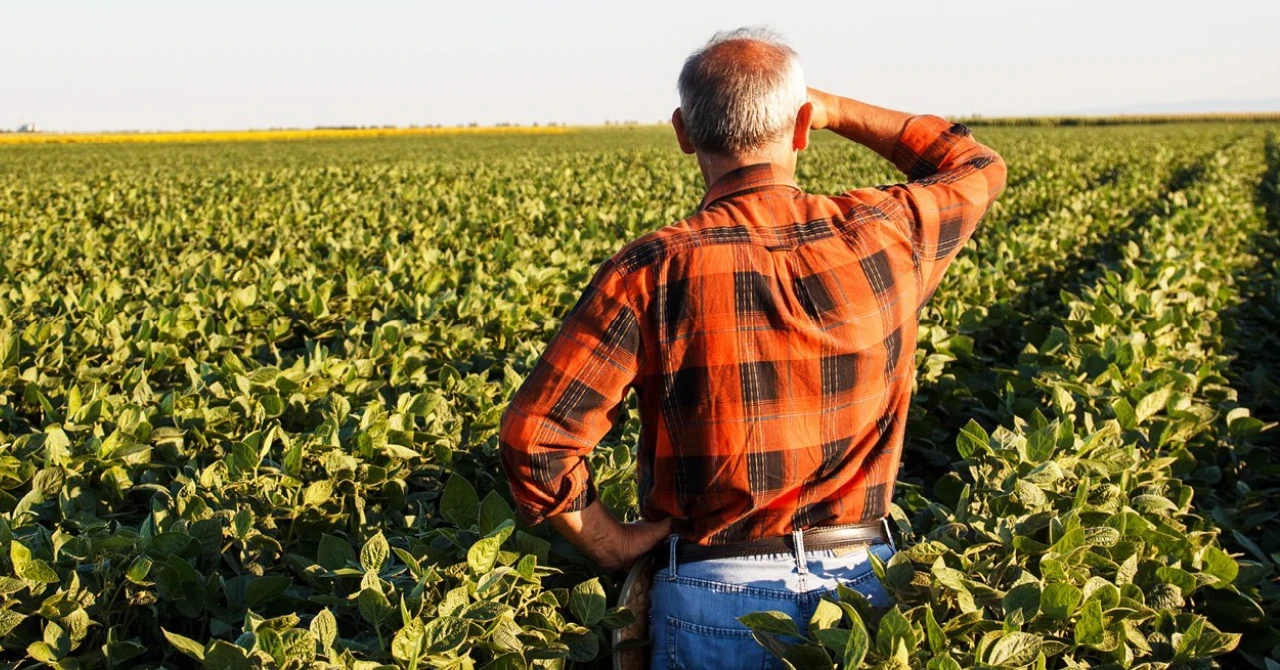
top-left (699, 163), bottom-right (801, 211)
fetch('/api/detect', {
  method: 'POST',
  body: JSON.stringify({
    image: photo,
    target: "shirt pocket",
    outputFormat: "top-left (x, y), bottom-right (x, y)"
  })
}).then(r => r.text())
top-left (668, 617), bottom-right (774, 670)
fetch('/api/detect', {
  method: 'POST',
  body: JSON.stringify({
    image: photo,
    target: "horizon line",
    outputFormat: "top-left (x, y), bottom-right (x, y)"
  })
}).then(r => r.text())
top-left (6, 109), bottom-right (1280, 139)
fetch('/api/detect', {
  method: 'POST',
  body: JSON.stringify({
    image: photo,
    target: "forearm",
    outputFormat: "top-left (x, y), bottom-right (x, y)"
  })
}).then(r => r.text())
top-left (807, 88), bottom-right (913, 161)
top-left (548, 500), bottom-right (672, 571)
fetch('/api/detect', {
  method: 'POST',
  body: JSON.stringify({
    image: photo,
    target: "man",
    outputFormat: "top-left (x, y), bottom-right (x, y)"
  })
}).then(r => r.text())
top-left (499, 28), bottom-right (1005, 669)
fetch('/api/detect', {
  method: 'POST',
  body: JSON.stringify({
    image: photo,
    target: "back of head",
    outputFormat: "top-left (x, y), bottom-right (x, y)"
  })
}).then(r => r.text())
top-left (677, 28), bottom-right (806, 157)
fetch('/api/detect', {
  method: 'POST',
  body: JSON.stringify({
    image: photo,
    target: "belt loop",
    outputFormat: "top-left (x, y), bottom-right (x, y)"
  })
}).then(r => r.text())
top-left (792, 530), bottom-right (807, 575)
top-left (883, 518), bottom-right (896, 551)
top-left (667, 534), bottom-right (679, 578)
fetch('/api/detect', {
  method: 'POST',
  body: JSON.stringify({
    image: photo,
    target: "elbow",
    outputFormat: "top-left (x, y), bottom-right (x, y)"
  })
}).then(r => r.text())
top-left (497, 406), bottom-right (541, 525)
top-left (497, 405), bottom-right (521, 481)
top-left (992, 151), bottom-right (1008, 189)
top-left (980, 150), bottom-right (1008, 199)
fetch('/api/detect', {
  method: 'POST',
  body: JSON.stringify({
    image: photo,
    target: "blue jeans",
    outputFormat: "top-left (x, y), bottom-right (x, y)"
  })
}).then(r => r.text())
top-left (648, 531), bottom-right (896, 670)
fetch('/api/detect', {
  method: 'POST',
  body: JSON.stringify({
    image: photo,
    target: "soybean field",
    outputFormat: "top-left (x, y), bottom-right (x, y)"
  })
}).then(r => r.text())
top-left (1, 122), bottom-right (1278, 669)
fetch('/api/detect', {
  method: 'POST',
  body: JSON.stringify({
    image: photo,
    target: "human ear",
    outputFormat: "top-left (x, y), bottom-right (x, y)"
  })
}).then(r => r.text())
top-left (793, 102), bottom-right (813, 152)
top-left (672, 109), bottom-right (696, 155)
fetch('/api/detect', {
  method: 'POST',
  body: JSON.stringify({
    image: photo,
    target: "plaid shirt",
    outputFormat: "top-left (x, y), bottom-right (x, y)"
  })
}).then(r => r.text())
top-left (500, 115), bottom-right (1006, 545)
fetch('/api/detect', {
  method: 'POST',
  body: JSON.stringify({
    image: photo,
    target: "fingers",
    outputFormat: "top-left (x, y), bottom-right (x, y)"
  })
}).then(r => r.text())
top-left (806, 87), bottom-right (831, 130)
top-left (612, 519), bottom-right (673, 571)
top-left (639, 518), bottom-right (673, 552)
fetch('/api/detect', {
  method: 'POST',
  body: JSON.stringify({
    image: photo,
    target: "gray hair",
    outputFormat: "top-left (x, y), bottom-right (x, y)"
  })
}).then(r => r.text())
top-left (677, 28), bottom-right (807, 156)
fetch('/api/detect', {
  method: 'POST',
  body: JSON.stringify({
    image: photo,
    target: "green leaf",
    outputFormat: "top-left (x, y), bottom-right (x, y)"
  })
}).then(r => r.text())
top-left (27, 641), bottom-right (59, 663)
top-left (484, 653), bottom-right (526, 670)
top-left (1074, 599), bottom-right (1104, 647)
top-left (317, 533), bottom-right (357, 571)
top-left (43, 621), bottom-right (68, 657)
top-left (0, 609), bottom-right (26, 636)
top-left (485, 518), bottom-right (516, 543)
top-left (1135, 385), bottom-right (1172, 424)
top-left (468, 536), bottom-right (502, 575)
top-left (570, 578), bottom-right (607, 626)
top-left (738, 611), bottom-right (801, 638)
top-left (259, 393), bottom-right (283, 418)
top-left (1041, 582), bottom-right (1082, 620)
top-left (1003, 582), bottom-right (1042, 621)
top-left (1228, 410), bottom-right (1267, 440)
top-left (310, 609), bottom-right (337, 650)
top-left (928, 653), bottom-right (963, 670)
top-left (1113, 398), bottom-right (1137, 430)
top-left (1200, 545), bottom-right (1239, 585)
top-left (162, 628), bottom-right (206, 661)
top-left (1173, 616), bottom-right (1206, 661)
top-left (956, 419), bottom-right (990, 459)
top-left (479, 491), bottom-right (515, 536)
top-left (356, 588), bottom-right (393, 626)
top-left (302, 480), bottom-right (332, 507)
top-left (837, 603), bottom-right (871, 668)
top-left (1157, 566), bottom-right (1198, 596)
top-left (391, 619), bottom-right (425, 662)
top-left (440, 474), bottom-right (479, 527)
top-left (228, 440), bottom-right (259, 477)
top-left (810, 598), bottom-right (842, 631)
top-left (359, 531), bottom-right (390, 572)
top-left (932, 560), bottom-right (971, 593)
top-left (0, 329), bottom-right (18, 369)
top-left (488, 616), bottom-right (525, 655)
top-left (564, 630), bottom-right (599, 663)
top-left (125, 556), bottom-right (153, 584)
top-left (601, 606), bottom-right (636, 630)
top-left (1091, 301), bottom-right (1116, 326)
top-left (245, 575), bottom-right (292, 608)
top-left (883, 551), bottom-right (915, 590)
top-left (104, 636), bottom-right (147, 666)
top-left (1189, 627), bottom-right (1241, 659)
top-left (925, 605), bottom-right (946, 655)
top-left (10, 541), bottom-right (59, 584)
top-left (421, 616), bottom-right (469, 653)
top-left (988, 632), bottom-right (1043, 666)
top-left (515, 553), bottom-right (537, 580)
top-left (813, 627), bottom-right (849, 655)
top-left (875, 607), bottom-right (915, 659)
top-left (1025, 425), bottom-right (1056, 464)
top-left (0, 577), bottom-right (24, 595)
top-left (282, 437), bottom-right (303, 477)
top-left (203, 640), bottom-right (253, 670)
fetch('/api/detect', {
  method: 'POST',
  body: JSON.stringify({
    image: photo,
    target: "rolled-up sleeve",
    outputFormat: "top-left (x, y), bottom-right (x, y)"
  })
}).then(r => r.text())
top-left (498, 258), bottom-right (643, 525)
top-left (873, 115), bottom-right (1007, 301)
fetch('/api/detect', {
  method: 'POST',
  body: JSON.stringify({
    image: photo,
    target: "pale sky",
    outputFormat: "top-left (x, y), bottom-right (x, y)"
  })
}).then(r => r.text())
top-left (3, 0), bottom-right (1278, 132)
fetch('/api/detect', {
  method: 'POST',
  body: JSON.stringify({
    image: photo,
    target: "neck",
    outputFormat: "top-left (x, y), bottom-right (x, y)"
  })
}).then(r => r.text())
top-left (697, 146), bottom-right (796, 188)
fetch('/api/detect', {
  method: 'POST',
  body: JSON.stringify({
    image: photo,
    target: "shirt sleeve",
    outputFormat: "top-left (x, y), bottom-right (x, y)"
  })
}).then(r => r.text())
top-left (498, 258), bottom-right (643, 526)
top-left (871, 115), bottom-right (1007, 302)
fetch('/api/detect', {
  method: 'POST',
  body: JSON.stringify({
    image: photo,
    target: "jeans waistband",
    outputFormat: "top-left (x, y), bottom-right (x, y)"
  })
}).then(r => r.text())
top-left (660, 518), bottom-right (895, 576)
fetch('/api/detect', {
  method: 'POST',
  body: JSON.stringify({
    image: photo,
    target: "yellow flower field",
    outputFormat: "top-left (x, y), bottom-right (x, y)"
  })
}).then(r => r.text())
top-left (0, 125), bottom-right (571, 146)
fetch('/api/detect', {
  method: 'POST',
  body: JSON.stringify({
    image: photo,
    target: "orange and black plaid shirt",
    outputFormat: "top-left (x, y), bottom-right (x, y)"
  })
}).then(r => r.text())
top-left (500, 115), bottom-right (1006, 545)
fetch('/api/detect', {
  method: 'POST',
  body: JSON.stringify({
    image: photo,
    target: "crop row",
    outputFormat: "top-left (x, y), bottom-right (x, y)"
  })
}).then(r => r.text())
top-left (0, 125), bottom-right (1277, 669)
top-left (746, 134), bottom-right (1278, 668)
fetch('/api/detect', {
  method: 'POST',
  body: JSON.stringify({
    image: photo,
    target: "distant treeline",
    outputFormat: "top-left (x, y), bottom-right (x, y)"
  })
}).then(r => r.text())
top-left (957, 112), bottom-right (1280, 127)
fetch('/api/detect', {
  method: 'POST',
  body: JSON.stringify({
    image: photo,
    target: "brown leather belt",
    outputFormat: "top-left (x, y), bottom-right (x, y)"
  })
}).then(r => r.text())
top-left (659, 520), bottom-right (890, 565)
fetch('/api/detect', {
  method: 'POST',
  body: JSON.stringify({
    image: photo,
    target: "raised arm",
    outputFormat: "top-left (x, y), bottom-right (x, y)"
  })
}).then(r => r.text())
top-left (806, 87), bottom-right (913, 161)
top-left (808, 87), bottom-right (1007, 299)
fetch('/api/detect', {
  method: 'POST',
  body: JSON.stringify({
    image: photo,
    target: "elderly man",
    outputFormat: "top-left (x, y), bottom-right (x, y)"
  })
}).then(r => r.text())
top-left (500, 28), bottom-right (1005, 669)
